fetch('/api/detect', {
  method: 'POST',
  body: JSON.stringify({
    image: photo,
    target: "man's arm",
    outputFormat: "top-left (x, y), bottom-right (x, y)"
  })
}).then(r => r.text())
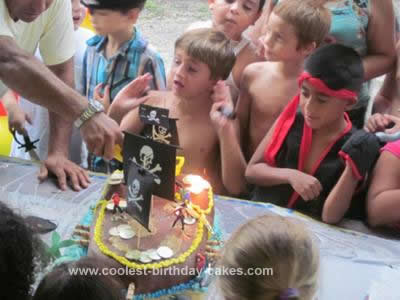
top-left (47, 58), bottom-right (75, 157)
top-left (0, 36), bottom-right (86, 120)
top-left (38, 58), bottom-right (90, 191)
top-left (0, 36), bottom-right (123, 160)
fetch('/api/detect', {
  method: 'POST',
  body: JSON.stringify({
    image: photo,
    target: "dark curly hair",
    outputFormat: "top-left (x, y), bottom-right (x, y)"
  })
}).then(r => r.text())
top-left (33, 257), bottom-right (125, 300)
top-left (0, 202), bottom-right (35, 300)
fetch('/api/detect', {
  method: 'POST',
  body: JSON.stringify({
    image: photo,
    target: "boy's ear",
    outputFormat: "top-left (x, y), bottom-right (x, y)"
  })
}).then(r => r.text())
top-left (127, 8), bottom-right (140, 23)
top-left (253, 11), bottom-right (262, 25)
top-left (301, 41), bottom-right (317, 57)
top-left (344, 100), bottom-right (354, 111)
top-left (208, 0), bottom-right (215, 10)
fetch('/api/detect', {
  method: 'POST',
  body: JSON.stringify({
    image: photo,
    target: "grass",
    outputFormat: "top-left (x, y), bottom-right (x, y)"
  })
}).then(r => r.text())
top-left (144, 0), bottom-right (165, 17)
top-left (143, 0), bottom-right (210, 19)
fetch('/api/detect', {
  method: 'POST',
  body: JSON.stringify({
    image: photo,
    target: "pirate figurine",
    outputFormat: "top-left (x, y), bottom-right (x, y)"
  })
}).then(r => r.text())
top-left (172, 201), bottom-right (187, 231)
top-left (111, 193), bottom-right (123, 214)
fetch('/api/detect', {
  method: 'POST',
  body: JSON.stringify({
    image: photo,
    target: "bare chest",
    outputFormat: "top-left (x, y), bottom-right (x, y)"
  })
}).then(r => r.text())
top-left (250, 77), bottom-right (297, 124)
top-left (175, 116), bottom-right (219, 172)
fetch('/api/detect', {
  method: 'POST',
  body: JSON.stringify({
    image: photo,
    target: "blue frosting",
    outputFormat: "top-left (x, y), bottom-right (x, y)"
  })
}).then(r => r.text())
top-left (53, 205), bottom-right (95, 265)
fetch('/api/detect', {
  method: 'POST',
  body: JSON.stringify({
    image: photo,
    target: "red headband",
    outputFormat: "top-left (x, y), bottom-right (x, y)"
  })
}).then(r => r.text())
top-left (298, 72), bottom-right (358, 103)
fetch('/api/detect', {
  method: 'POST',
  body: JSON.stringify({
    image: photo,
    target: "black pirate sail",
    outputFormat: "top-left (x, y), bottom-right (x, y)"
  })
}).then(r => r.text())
top-left (123, 132), bottom-right (177, 200)
top-left (141, 118), bottom-right (180, 147)
top-left (125, 161), bottom-right (155, 231)
top-left (139, 104), bottom-right (169, 128)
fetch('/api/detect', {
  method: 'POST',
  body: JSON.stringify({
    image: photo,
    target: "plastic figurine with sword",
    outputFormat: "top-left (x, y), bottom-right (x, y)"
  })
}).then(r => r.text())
top-left (11, 129), bottom-right (40, 161)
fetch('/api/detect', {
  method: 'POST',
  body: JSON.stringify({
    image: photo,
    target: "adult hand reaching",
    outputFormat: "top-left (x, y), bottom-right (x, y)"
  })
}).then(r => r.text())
top-left (38, 153), bottom-right (91, 191)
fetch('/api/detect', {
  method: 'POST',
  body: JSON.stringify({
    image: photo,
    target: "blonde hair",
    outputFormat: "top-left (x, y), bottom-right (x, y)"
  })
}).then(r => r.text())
top-left (217, 215), bottom-right (319, 300)
top-left (175, 28), bottom-right (236, 80)
top-left (274, 0), bottom-right (331, 48)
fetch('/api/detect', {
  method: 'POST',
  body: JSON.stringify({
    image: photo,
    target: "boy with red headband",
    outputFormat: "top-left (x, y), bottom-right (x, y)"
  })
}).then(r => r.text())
top-left (246, 44), bottom-right (381, 224)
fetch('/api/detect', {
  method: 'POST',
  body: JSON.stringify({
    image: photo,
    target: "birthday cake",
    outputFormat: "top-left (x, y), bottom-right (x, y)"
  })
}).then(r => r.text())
top-left (87, 171), bottom-right (216, 297)
top-left (82, 105), bottom-right (220, 298)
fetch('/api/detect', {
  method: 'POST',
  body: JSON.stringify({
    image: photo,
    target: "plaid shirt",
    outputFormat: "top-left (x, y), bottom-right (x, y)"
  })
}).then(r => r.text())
top-left (81, 27), bottom-right (166, 172)
top-left (81, 27), bottom-right (166, 101)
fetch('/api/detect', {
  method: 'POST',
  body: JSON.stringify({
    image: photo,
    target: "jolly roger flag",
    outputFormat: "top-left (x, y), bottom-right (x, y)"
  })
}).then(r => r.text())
top-left (123, 132), bottom-right (177, 200)
top-left (139, 104), bottom-right (170, 128)
top-left (141, 118), bottom-right (180, 147)
top-left (126, 161), bottom-right (155, 232)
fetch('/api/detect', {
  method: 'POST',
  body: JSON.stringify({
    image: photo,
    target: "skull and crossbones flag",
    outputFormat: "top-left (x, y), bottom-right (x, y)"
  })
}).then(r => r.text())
top-left (123, 132), bottom-right (177, 200)
top-left (139, 104), bottom-right (169, 128)
top-left (126, 161), bottom-right (154, 231)
top-left (141, 118), bottom-right (180, 147)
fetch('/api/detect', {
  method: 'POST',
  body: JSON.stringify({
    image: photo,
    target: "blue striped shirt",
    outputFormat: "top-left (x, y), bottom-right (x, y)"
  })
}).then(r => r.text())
top-left (81, 27), bottom-right (166, 101)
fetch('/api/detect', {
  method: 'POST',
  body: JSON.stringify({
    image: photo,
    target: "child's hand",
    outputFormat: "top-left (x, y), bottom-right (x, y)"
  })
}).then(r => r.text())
top-left (211, 80), bottom-right (233, 105)
top-left (107, 73), bottom-right (153, 123)
top-left (383, 114), bottom-right (400, 134)
top-left (210, 101), bottom-right (231, 133)
top-left (7, 105), bottom-right (32, 136)
top-left (364, 113), bottom-right (391, 133)
top-left (288, 170), bottom-right (322, 201)
top-left (210, 81), bottom-right (235, 134)
top-left (93, 83), bottom-right (111, 111)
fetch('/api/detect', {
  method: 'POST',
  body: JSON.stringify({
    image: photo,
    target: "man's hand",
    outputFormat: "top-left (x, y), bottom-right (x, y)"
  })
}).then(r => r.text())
top-left (80, 112), bottom-right (123, 160)
top-left (8, 105), bottom-right (32, 136)
top-left (288, 170), bottom-right (322, 201)
top-left (38, 153), bottom-right (91, 191)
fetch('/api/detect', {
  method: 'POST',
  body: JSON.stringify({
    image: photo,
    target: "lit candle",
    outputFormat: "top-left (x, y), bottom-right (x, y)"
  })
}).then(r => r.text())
top-left (182, 175), bottom-right (210, 210)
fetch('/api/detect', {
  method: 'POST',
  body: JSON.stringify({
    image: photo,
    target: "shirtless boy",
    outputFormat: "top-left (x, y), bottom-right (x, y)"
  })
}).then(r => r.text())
top-left (236, 0), bottom-right (331, 158)
top-left (120, 29), bottom-right (244, 195)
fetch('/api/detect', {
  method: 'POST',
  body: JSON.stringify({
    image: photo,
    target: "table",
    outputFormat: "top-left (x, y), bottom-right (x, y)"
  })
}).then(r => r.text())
top-left (1, 156), bottom-right (399, 300)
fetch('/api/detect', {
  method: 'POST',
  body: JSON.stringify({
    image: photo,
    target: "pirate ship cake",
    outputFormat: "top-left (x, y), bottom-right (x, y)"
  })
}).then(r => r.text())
top-left (85, 105), bottom-right (218, 298)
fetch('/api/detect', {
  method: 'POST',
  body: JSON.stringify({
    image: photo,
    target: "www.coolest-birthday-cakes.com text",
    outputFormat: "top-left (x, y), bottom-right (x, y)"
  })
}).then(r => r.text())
top-left (68, 266), bottom-right (273, 277)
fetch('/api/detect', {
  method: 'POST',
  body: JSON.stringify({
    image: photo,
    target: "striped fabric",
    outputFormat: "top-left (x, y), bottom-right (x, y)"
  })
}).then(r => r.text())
top-left (81, 27), bottom-right (166, 101)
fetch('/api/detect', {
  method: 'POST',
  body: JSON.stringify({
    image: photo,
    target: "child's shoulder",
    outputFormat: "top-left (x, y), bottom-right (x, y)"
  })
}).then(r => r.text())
top-left (242, 61), bottom-right (271, 83)
top-left (128, 29), bottom-right (165, 62)
top-left (86, 34), bottom-right (105, 48)
top-left (238, 41), bottom-right (261, 65)
top-left (75, 27), bottom-right (94, 41)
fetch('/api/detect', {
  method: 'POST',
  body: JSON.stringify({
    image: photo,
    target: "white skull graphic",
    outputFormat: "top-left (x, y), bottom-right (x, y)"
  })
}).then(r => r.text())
top-left (149, 110), bottom-right (157, 119)
top-left (128, 179), bottom-right (144, 211)
top-left (139, 145), bottom-right (154, 169)
top-left (158, 126), bottom-right (168, 135)
top-left (130, 179), bottom-right (140, 197)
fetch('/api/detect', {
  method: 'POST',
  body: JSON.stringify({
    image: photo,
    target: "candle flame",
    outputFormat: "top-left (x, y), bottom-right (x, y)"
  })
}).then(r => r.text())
top-left (183, 175), bottom-right (210, 194)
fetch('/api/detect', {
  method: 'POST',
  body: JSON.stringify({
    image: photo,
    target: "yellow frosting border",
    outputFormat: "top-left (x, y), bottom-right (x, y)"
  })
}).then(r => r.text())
top-left (94, 187), bottom-right (214, 269)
